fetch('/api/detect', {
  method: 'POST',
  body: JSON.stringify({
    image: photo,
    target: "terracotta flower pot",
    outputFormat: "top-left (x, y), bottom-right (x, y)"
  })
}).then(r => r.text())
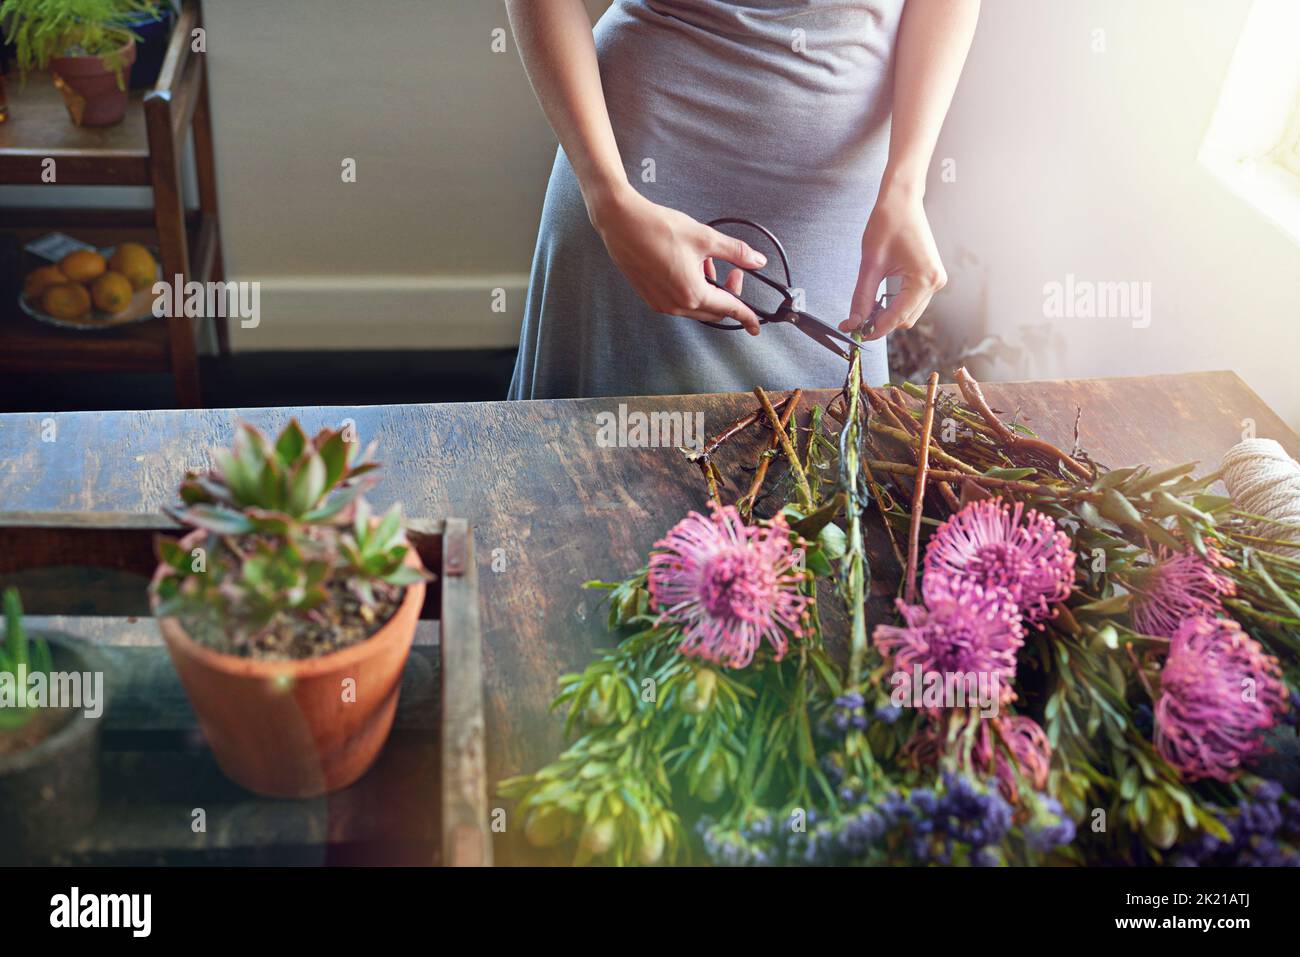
top-left (49, 39), bottom-right (137, 126)
top-left (151, 531), bottom-right (426, 798)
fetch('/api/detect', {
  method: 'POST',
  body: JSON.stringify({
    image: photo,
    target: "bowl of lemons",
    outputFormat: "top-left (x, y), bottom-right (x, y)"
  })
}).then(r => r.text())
top-left (20, 243), bottom-right (161, 330)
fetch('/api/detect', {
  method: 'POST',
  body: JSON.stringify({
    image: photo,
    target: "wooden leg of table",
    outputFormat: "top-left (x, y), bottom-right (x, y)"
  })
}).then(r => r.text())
top-left (145, 92), bottom-right (202, 409)
top-left (192, 49), bottom-right (231, 359)
top-left (152, 199), bottom-right (201, 408)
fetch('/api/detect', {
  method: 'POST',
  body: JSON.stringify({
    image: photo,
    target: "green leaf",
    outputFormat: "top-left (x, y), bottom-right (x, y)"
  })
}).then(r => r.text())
top-left (1075, 593), bottom-right (1131, 615)
top-left (318, 430), bottom-right (349, 489)
top-left (790, 493), bottom-right (845, 539)
top-left (1251, 553), bottom-right (1300, 621)
top-left (244, 509), bottom-right (293, 536)
top-left (351, 497), bottom-right (372, 542)
top-left (374, 504), bottom-right (403, 549)
top-left (982, 466), bottom-right (1036, 480)
top-left (1191, 494), bottom-right (1234, 512)
top-left (384, 564), bottom-right (427, 586)
top-left (1077, 500), bottom-right (1109, 529)
top-left (1139, 519), bottom-right (1182, 552)
top-left (234, 422), bottom-right (270, 466)
top-left (305, 483), bottom-right (363, 523)
top-left (804, 546), bottom-right (833, 578)
top-left (1095, 466), bottom-right (1143, 490)
top-left (3, 588), bottom-right (25, 663)
top-left (215, 450), bottom-right (258, 506)
top-left (1178, 516), bottom-right (1206, 557)
top-left (818, 522), bottom-right (847, 560)
top-left (181, 505), bottom-right (255, 535)
top-left (1128, 462), bottom-right (1197, 494)
top-left (1161, 782), bottom-right (1200, 829)
top-left (1120, 765), bottom-right (1140, 801)
top-left (1134, 788), bottom-right (1151, 826)
top-left (257, 457), bottom-right (285, 511)
top-left (1151, 491), bottom-right (1212, 524)
top-left (1099, 488), bottom-right (1143, 529)
top-left (287, 452), bottom-right (327, 516)
top-left (274, 420), bottom-right (309, 466)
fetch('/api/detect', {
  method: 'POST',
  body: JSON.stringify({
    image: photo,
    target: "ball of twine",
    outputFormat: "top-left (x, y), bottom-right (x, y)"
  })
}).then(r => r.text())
top-left (1219, 438), bottom-right (1300, 559)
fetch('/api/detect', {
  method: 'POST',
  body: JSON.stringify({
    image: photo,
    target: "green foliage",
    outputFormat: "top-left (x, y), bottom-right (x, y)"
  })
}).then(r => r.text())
top-left (152, 420), bottom-right (429, 652)
top-left (501, 542), bottom-right (842, 865)
top-left (0, 589), bottom-right (53, 731)
top-left (0, 0), bottom-right (161, 85)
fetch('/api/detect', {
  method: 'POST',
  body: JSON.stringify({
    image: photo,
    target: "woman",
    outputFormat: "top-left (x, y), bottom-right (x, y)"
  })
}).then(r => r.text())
top-left (507, 0), bottom-right (979, 400)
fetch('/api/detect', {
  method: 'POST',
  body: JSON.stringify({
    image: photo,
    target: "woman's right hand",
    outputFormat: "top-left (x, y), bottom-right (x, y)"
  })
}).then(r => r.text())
top-left (589, 187), bottom-right (767, 334)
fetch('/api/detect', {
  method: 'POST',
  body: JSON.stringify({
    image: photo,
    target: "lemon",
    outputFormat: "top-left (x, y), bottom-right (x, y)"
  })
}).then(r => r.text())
top-left (23, 265), bottom-right (69, 300)
top-left (108, 242), bottom-right (157, 291)
top-left (92, 270), bottom-right (134, 315)
top-left (59, 249), bottom-right (107, 284)
top-left (41, 282), bottom-right (92, 320)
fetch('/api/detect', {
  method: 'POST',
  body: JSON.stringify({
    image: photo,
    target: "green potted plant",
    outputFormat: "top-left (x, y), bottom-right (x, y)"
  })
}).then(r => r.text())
top-left (0, 588), bottom-right (110, 864)
top-left (0, 0), bottom-right (160, 125)
top-left (149, 420), bottom-right (431, 799)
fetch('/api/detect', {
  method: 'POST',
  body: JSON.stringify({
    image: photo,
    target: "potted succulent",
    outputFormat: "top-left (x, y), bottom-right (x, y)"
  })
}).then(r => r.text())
top-left (149, 420), bottom-right (431, 799)
top-left (0, 589), bottom-right (110, 864)
top-left (0, 0), bottom-right (161, 125)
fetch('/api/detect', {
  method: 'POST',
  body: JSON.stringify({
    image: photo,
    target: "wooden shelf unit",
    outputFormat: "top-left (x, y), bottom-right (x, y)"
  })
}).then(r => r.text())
top-left (0, 1), bottom-right (226, 408)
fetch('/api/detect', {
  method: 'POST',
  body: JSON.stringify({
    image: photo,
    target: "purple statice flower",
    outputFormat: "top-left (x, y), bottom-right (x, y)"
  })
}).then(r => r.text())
top-left (1155, 615), bottom-right (1288, 782)
top-left (922, 498), bottom-right (1075, 627)
top-left (1129, 546), bottom-right (1236, 639)
top-left (973, 714), bottom-right (1053, 804)
top-left (873, 581), bottom-right (1025, 711)
top-left (647, 503), bottom-right (809, 669)
top-left (1024, 794), bottom-right (1077, 853)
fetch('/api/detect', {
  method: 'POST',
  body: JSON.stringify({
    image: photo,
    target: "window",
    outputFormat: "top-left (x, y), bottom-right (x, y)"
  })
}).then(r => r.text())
top-left (1199, 0), bottom-right (1300, 243)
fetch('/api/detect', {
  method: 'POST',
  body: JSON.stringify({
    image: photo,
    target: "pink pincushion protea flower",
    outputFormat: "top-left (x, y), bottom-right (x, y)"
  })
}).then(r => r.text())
top-left (1129, 546), bottom-right (1235, 638)
top-left (973, 715), bottom-right (1052, 803)
top-left (647, 503), bottom-right (809, 669)
top-left (873, 582), bottom-right (1025, 710)
top-left (1155, 615), bottom-right (1288, 782)
top-left (922, 498), bottom-right (1075, 627)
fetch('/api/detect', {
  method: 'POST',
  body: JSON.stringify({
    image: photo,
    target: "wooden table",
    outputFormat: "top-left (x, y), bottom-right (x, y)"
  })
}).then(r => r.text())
top-left (0, 370), bottom-right (1296, 864)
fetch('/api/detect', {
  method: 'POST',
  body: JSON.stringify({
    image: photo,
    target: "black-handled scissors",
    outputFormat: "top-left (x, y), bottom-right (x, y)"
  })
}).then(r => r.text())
top-left (698, 218), bottom-right (881, 362)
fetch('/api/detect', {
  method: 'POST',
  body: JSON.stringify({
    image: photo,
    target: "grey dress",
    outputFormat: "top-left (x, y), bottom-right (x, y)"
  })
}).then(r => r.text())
top-left (509, 0), bottom-right (904, 400)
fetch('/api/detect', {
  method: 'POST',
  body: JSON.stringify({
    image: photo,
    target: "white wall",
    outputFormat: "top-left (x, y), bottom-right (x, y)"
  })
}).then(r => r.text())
top-left (203, 0), bottom-right (564, 348)
top-left (924, 0), bottom-right (1300, 426)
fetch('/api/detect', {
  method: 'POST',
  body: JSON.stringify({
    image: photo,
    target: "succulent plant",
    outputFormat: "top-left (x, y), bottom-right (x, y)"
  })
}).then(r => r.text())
top-left (152, 420), bottom-right (429, 657)
top-left (175, 420), bottom-right (378, 534)
top-left (340, 498), bottom-right (428, 606)
top-left (0, 588), bottom-right (52, 731)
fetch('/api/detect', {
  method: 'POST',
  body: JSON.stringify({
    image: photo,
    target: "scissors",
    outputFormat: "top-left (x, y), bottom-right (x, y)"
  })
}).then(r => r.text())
top-left (697, 218), bottom-right (882, 362)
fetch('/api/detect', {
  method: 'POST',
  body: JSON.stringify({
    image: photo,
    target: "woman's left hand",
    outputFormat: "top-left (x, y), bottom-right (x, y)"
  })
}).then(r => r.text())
top-left (840, 188), bottom-right (947, 340)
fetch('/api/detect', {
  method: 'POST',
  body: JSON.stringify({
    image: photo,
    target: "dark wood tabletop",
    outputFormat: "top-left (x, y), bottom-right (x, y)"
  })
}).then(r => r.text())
top-left (1, 370), bottom-right (1296, 864)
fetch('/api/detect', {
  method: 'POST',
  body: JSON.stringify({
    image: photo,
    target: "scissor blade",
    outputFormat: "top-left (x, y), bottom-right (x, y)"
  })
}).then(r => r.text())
top-left (789, 311), bottom-right (859, 360)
